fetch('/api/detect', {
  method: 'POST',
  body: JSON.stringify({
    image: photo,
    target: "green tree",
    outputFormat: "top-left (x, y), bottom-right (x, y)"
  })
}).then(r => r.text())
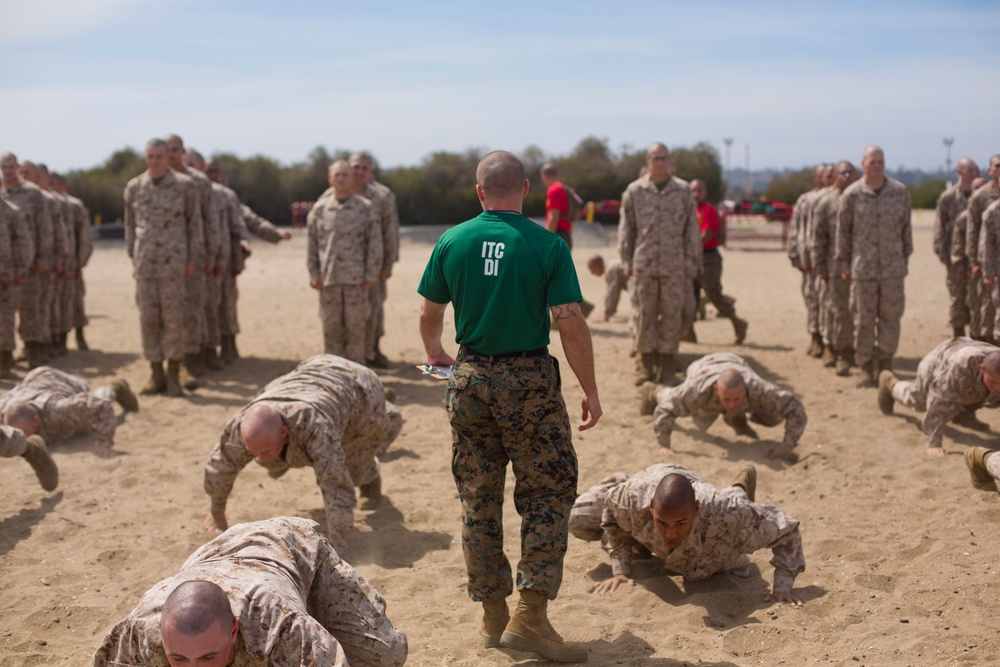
top-left (909, 178), bottom-right (947, 209)
top-left (764, 168), bottom-right (816, 205)
top-left (671, 142), bottom-right (724, 202)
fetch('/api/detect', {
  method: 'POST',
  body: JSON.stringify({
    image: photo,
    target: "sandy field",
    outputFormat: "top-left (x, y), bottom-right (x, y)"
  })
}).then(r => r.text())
top-left (2, 210), bottom-right (999, 667)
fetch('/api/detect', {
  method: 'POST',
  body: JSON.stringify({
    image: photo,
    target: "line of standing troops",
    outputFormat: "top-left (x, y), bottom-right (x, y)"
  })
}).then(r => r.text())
top-left (788, 145), bottom-right (913, 387)
top-left (1, 153), bottom-right (92, 377)
top-left (125, 135), bottom-right (291, 396)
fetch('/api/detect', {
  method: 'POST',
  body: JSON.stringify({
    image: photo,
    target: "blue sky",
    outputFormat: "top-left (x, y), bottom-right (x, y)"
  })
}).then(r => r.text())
top-left (3, 0), bottom-right (998, 174)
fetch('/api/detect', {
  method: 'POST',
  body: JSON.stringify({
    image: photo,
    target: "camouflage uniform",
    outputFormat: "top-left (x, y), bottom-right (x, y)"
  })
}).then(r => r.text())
top-left (978, 199), bottom-right (1000, 340)
top-left (788, 188), bottom-right (823, 338)
top-left (124, 169), bottom-right (203, 362)
top-left (306, 194), bottom-right (382, 363)
top-left (0, 366), bottom-right (118, 448)
top-left (205, 183), bottom-right (233, 351)
top-left (48, 191), bottom-right (75, 342)
top-left (602, 258), bottom-right (630, 321)
top-left (651, 352), bottom-right (807, 452)
top-left (811, 187), bottom-right (853, 352)
top-left (836, 177), bottom-right (912, 370)
top-left (0, 198), bottom-right (32, 355)
top-left (2, 180), bottom-right (53, 346)
top-left (203, 356), bottom-right (401, 547)
top-left (219, 201), bottom-right (285, 337)
top-left (569, 464), bottom-right (805, 595)
top-left (618, 174), bottom-right (701, 354)
top-left (363, 181), bottom-right (400, 361)
top-left (890, 338), bottom-right (1000, 450)
top-left (965, 183), bottom-right (999, 340)
top-left (92, 516), bottom-right (408, 667)
top-left (935, 185), bottom-right (973, 330)
top-left (65, 193), bottom-right (93, 329)
top-left (447, 348), bottom-right (577, 601)
top-left (173, 166), bottom-right (217, 357)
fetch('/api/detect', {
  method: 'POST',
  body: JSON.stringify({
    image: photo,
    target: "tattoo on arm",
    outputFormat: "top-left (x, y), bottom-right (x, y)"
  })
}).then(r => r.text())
top-left (551, 304), bottom-right (578, 322)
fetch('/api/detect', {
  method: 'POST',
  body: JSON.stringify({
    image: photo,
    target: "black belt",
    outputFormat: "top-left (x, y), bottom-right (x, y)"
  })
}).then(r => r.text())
top-left (703, 247), bottom-right (720, 254)
top-left (459, 345), bottom-right (548, 360)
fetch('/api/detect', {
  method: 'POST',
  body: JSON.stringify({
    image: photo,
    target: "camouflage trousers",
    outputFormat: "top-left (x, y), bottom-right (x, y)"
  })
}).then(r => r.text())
top-left (185, 270), bottom-right (207, 354)
top-left (40, 385), bottom-right (117, 447)
top-left (73, 275), bottom-right (88, 329)
top-left (635, 273), bottom-right (685, 354)
top-left (968, 274), bottom-right (995, 340)
top-left (819, 272), bottom-right (852, 350)
top-left (800, 270), bottom-right (819, 335)
top-left (204, 272), bottom-right (222, 348)
top-left (697, 249), bottom-right (736, 319)
top-left (851, 276), bottom-right (905, 367)
top-left (220, 272), bottom-right (239, 336)
top-left (985, 453), bottom-right (1000, 484)
top-left (365, 279), bottom-right (387, 360)
top-left (0, 282), bottom-right (16, 351)
top-left (447, 350), bottom-right (577, 601)
top-left (946, 260), bottom-right (970, 330)
top-left (51, 274), bottom-right (75, 337)
top-left (568, 470), bottom-right (747, 543)
top-left (319, 284), bottom-right (369, 364)
top-left (0, 425), bottom-right (28, 458)
top-left (135, 272), bottom-right (188, 362)
top-left (18, 272), bottom-right (51, 343)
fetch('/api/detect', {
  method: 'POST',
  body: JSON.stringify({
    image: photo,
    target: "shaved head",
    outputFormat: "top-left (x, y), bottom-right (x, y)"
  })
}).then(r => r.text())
top-left (476, 151), bottom-right (525, 200)
top-left (241, 404), bottom-right (283, 445)
top-left (717, 369), bottom-right (747, 391)
top-left (863, 145), bottom-right (883, 160)
top-left (162, 580), bottom-right (234, 638)
top-left (652, 473), bottom-right (696, 512)
top-left (983, 351), bottom-right (1000, 376)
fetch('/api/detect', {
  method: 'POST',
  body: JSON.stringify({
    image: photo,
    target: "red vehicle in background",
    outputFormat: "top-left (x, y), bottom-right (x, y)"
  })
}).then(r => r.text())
top-left (719, 198), bottom-right (793, 248)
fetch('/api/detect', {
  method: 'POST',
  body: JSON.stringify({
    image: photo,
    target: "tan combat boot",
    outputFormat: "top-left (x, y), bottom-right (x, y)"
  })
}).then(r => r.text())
top-left (75, 327), bottom-right (89, 351)
top-left (204, 346), bottom-right (224, 371)
top-left (0, 350), bottom-right (13, 378)
top-left (807, 333), bottom-right (823, 357)
top-left (22, 435), bottom-right (58, 492)
top-left (821, 345), bottom-right (836, 368)
top-left (856, 361), bottom-right (877, 388)
top-left (359, 474), bottom-right (382, 510)
top-left (500, 589), bottom-right (587, 662)
top-left (965, 447), bottom-right (996, 490)
top-left (220, 335), bottom-right (236, 364)
top-left (877, 370), bottom-right (898, 415)
top-left (656, 354), bottom-right (676, 385)
top-left (165, 360), bottom-right (185, 397)
top-left (731, 464), bottom-right (757, 502)
top-left (639, 382), bottom-right (659, 416)
top-left (140, 361), bottom-right (167, 395)
top-left (732, 316), bottom-right (748, 345)
top-left (26, 341), bottom-right (43, 369)
top-left (179, 361), bottom-right (199, 391)
top-left (634, 353), bottom-right (656, 386)
top-left (110, 378), bottom-right (140, 412)
top-left (184, 352), bottom-right (205, 377)
top-left (481, 599), bottom-right (509, 649)
top-left (835, 349), bottom-right (852, 376)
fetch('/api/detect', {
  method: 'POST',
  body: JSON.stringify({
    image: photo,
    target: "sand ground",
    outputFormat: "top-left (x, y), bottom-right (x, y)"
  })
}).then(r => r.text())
top-left (2, 210), bottom-right (999, 667)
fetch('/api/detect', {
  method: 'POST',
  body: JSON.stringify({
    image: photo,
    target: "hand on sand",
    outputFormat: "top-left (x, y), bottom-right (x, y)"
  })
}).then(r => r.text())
top-left (593, 575), bottom-right (635, 595)
top-left (765, 591), bottom-right (805, 606)
top-left (926, 446), bottom-right (946, 458)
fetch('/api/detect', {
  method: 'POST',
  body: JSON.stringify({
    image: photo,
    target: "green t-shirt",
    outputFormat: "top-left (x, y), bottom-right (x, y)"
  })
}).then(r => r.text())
top-left (417, 211), bottom-right (583, 355)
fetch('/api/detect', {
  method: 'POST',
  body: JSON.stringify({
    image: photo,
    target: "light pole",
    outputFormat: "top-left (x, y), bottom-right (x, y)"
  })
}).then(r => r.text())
top-left (723, 137), bottom-right (733, 198)
top-left (943, 137), bottom-right (955, 185)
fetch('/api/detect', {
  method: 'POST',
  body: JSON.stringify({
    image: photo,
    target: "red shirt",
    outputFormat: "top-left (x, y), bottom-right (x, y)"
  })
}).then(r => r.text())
top-left (546, 182), bottom-right (571, 232)
top-left (697, 200), bottom-right (720, 250)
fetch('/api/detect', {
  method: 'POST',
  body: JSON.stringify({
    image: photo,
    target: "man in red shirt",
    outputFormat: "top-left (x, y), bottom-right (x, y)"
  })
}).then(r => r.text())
top-left (692, 179), bottom-right (748, 344)
top-left (541, 163), bottom-right (574, 249)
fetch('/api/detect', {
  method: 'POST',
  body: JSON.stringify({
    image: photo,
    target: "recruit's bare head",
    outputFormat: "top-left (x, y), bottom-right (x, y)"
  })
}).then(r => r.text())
top-left (161, 580), bottom-right (238, 667)
top-left (184, 148), bottom-right (205, 170)
top-left (587, 254), bottom-right (605, 276)
top-left (476, 151), bottom-right (526, 200)
top-left (2, 401), bottom-right (40, 437)
top-left (240, 404), bottom-right (287, 463)
top-left (980, 351), bottom-right (1000, 392)
top-left (650, 473), bottom-right (699, 550)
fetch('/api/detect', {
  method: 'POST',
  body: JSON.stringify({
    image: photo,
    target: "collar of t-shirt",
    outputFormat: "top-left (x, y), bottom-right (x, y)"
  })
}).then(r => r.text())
top-left (653, 179), bottom-right (670, 192)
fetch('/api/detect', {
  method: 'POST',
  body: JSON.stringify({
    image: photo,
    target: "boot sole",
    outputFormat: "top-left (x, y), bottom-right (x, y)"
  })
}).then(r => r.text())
top-left (482, 631), bottom-right (502, 649)
top-left (500, 631), bottom-right (588, 662)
